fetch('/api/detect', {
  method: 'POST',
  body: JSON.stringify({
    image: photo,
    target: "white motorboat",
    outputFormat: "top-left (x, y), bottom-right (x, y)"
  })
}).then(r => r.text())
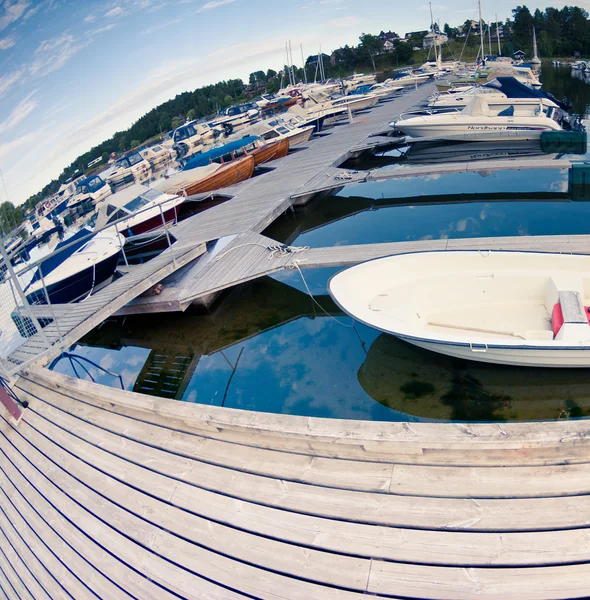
top-left (25, 230), bottom-right (124, 304)
top-left (392, 95), bottom-right (562, 141)
top-left (106, 152), bottom-right (152, 188)
top-left (329, 251), bottom-right (590, 368)
top-left (93, 184), bottom-right (185, 237)
top-left (227, 117), bottom-right (314, 147)
top-left (385, 70), bottom-right (435, 87)
top-left (366, 83), bottom-right (402, 100)
top-left (303, 89), bottom-right (378, 114)
top-left (67, 175), bottom-right (112, 209)
top-left (139, 144), bottom-right (176, 170)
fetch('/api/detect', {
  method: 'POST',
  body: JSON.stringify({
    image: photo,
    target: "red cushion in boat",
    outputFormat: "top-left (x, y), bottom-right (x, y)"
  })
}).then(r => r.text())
top-left (552, 303), bottom-right (564, 337)
top-left (552, 303), bottom-right (590, 337)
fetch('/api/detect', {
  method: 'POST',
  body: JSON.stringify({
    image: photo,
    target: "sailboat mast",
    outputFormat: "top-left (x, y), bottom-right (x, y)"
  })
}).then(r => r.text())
top-left (496, 14), bottom-right (501, 55)
top-left (289, 40), bottom-right (295, 84)
top-left (478, 0), bottom-right (485, 62)
top-left (301, 43), bottom-right (308, 84)
top-left (488, 25), bottom-right (492, 56)
top-left (533, 26), bottom-right (539, 60)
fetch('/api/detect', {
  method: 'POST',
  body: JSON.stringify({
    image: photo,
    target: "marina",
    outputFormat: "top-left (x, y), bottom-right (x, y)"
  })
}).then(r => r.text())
top-left (3, 29), bottom-right (590, 597)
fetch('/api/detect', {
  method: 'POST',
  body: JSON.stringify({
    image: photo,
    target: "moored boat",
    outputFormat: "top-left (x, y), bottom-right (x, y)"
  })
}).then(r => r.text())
top-left (93, 185), bottom-right (185, 236)
top-left (153, 155), bottom-right (255, 196)
top-left (392, 95), bottom-right (563, 141)
top-left (25, 230), bottom-right (124, 304)
top-left (329, 251), bottom-right (590, 368)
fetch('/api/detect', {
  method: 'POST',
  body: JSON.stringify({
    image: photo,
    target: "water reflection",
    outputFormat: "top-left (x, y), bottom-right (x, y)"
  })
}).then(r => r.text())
top-left (265, 173), bottom-right (590, 249)
top-left (359, 334), bottom-right (590, 421)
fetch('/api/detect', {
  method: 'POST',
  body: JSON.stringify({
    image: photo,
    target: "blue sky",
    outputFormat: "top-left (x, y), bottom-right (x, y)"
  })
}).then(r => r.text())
top-left (0, 0), bottom-right (583, 205)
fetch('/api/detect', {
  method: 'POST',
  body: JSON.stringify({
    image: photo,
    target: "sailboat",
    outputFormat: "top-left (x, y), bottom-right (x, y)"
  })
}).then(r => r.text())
top-left (530, 27), bottom-right (542, 66)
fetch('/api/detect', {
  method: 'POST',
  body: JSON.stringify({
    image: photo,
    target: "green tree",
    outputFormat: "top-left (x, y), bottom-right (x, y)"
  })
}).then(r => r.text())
top-left (130, 139), bottom-right (140, 149)
top-left (171, 116), bottom-right (182, 130)
top-left (0, 201), bottom-right (23, 234)
top-left (118, 137), bottom-right (127, 152)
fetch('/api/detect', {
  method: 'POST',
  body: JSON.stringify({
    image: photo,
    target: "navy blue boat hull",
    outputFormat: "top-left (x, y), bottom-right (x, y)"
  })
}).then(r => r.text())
top-left (26, 251), bottom-right (121, 305)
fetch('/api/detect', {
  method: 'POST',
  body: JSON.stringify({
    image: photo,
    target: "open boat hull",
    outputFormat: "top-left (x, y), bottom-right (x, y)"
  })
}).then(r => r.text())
top-left (182, 155), bottom-right (255, 195)
top-left (329, 251), bottom-right (590, 368)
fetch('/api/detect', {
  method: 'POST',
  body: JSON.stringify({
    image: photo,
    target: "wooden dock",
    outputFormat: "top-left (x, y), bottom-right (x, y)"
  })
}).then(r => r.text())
top-left (1, 365), bottom-right (590, 599)
top-left (118, 232), bottom-right (590, 314)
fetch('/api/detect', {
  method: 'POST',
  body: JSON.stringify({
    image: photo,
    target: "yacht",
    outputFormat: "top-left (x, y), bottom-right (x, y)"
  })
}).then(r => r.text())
top-left (67, 175), bottom-right (112, 210)
top-left (106, 152), bottom-right (152, 188)
top-left (391, 95), bottom-right (563, 141)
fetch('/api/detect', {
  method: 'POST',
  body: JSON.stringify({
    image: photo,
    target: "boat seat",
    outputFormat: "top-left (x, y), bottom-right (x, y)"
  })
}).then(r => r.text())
top-left (552, 290), bottom-right (590, 337)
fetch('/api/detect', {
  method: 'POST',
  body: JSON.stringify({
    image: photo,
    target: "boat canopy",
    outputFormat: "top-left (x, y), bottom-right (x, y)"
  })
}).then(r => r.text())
top-left (462, 95), bottom-right (491, 116)
top-left (76, 175), bottom-right (107, 194)
top-left (182, 136), bottom-right (260, 170)
top-left (484, 76), bottom-right (568, 109)
top-left (115, 152), bottom-right (144, 169)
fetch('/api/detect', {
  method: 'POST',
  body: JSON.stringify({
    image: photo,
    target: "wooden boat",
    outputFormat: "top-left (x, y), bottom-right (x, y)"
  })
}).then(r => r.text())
top-left (329, 251), bottom-right (590, 368)
top-left (156, 155), bottom-right (255, 196)
top-left (248, 137), bottom-right (289, 165)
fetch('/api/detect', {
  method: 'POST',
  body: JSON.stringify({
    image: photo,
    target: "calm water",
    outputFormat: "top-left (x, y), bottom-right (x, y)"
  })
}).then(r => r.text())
top-left (50, 65), bottom-right (590, 422)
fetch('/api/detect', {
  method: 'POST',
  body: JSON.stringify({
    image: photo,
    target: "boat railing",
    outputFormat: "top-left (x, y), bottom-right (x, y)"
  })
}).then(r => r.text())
top-left (0, 193), bottom-right (186, 379)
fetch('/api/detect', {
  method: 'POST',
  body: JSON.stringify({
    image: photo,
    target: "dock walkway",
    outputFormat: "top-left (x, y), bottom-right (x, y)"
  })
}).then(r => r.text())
top-left (1, 365), bottom-right (590, 599)
top-left (6, 84), bottom-right (434, 370)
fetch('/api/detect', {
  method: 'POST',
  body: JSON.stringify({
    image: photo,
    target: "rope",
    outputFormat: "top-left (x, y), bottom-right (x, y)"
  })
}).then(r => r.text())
top-left (289, 260), bottom-right (354, 328)
top-left (212, 242), bottom-right (309, 263)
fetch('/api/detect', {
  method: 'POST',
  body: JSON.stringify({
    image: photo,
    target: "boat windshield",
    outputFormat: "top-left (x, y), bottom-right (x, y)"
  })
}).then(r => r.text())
top-left (127, 153), bottom-right (143, 167)
top-left (123, 192), bottom-right (158, 213)
top-left (175, 124), bottom-right (198, 141)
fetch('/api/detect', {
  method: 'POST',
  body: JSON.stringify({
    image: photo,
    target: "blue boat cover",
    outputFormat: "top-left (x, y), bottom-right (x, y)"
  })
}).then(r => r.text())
top-left (183, 136), bottom-right (260, 170)
top-left (484, 77), bottom-right (568, 110)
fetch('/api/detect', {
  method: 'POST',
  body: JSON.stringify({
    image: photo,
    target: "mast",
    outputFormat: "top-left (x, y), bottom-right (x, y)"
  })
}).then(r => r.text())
top-left (289, 40), bottom-right (296, 84)
top-left (532, 26), bottom-right (539, 60)
top-left (496, 14), bottom-right (501, 55)
top-left (478, 0), bottom-right (485, 62)
top-left (301, 43), bottom-right (307, 84)
top-left (488, 24), bottom-right (492, 56)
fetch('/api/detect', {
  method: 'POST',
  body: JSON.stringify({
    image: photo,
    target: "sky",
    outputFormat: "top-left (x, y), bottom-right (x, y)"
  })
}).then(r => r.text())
top-left (0, 0), bottom-right (587, 205)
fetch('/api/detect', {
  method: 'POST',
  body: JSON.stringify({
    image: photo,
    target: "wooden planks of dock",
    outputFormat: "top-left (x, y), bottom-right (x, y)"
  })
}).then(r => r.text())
top-left (1, 365), bottom-right (590, 598)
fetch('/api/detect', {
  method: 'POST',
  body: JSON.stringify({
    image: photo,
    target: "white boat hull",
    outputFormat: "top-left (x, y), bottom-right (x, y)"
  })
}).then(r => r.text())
top-left (406, 338), bottom-right (590, 368)
top-left (329, 251), bottom-right (590, 369)
top-left (395, 124), bottom-right (553, 141)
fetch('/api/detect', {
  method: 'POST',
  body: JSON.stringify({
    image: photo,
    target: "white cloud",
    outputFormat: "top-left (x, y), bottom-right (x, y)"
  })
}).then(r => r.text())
top-left (104, 6), bottom-right (124, 17)
top-left (327, 15), bottom-right (360, 28)
top-left (0, 0), bottom-right (30, 31)
top-left (0, 68), bottom-right (24, 97)
top-left (84, 14), bottom-right (96, 23)
top-left (196, 0), bottom-right (236, 12)
top-left (30, 33), bottom-right (86, 76)
top-left (0, 32), bottom-right (15, 49)
top-left (141, 17), bottom-right (181, 35)
top-left (0, 93), bottom-right (37, 135)
top-left (0, 132), bottom-right (36, 164)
